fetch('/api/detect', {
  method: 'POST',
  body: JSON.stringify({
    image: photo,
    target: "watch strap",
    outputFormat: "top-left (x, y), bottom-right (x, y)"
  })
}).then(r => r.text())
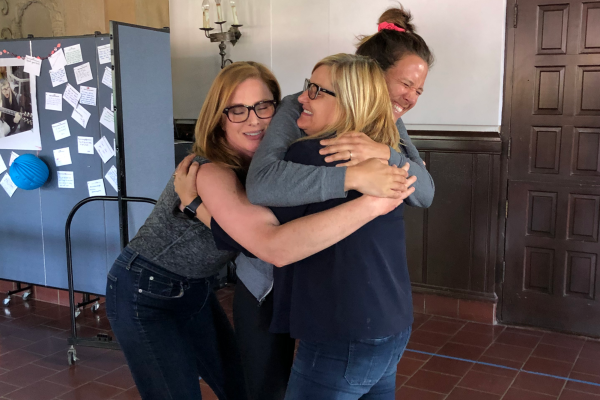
top-left (183, 196), bottom-right (202, 218)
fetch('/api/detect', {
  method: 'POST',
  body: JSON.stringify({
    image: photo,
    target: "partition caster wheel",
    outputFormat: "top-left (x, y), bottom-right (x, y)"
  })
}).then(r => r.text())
top-left (67, 346), bottom-right (78, 365)
top-left (22, 291), bottom-right (31, 301)
top-left (3, 297), bottom-right (10, 306)
top-left (92, 301), bottom-right (100, 312)
top-left (75, 308), bottom-right (81, 318)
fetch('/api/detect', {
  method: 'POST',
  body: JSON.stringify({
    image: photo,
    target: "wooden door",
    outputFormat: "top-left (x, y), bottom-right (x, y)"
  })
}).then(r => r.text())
top-left (502, 0), bottom-right (600, 336)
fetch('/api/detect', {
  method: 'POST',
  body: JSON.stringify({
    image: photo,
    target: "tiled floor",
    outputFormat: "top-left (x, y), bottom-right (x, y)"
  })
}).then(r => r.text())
top-left (0, 287), bottom-right (599, 399)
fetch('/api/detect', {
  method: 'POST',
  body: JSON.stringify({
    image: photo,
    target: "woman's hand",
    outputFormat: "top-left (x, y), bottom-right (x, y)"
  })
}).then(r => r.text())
top-left (174, 154), bottom-right (201, 210)
top-left (361, 185), bottom-right (416, 216)
top-left (320, 132), bottom-right (391, 167)
top-left (345, 159), bottom-right (417, 198)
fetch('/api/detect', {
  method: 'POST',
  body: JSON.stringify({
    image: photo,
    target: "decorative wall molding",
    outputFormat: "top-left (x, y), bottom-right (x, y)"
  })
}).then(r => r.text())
top-left (11, 0), bottom-right (65, 38)
top-left (1, 0), bottom-right (9, 16)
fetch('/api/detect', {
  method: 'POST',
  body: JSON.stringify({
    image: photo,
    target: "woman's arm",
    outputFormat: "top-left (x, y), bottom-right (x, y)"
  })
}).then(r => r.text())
top-left (196, 163), bottom-right (412, 268)
top-left (246, 94), bottom-right (410, 207)
top-left (318, 120), bottom-right (434, 208)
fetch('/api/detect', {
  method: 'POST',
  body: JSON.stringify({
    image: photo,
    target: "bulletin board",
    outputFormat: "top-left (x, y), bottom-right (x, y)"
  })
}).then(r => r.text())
top-left (0, 23), bottom-right (174, 295)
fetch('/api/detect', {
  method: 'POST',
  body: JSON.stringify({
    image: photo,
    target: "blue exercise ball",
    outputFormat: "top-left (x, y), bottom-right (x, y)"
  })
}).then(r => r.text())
top-left (9, 154), bottom-right (50, 190)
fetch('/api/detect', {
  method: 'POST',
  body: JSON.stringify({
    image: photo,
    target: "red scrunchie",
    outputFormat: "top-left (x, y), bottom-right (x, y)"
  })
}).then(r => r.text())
top-left (378, 22), bottom-right (406, 33)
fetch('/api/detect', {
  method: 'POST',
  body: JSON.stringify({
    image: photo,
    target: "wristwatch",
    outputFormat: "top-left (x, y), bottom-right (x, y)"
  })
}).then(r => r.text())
top-left (183, 196), bottom-right (202, 218)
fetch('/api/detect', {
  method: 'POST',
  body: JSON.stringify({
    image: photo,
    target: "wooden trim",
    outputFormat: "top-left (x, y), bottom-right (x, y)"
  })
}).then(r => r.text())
top-left (409, 131), bottom-right (502, 154)
top-left (496, 0), bottom-right (518, 321)
top-left (412, 283), bottom-right (498, 303)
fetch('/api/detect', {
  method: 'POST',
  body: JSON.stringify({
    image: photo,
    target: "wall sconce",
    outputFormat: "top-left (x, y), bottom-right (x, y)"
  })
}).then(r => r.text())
top-left (200, 0), bottom-right (243, 69)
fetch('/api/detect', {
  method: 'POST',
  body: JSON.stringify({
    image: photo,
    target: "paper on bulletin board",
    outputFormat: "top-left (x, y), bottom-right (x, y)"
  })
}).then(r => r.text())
top-left (71, 104), bottom-right (91, 128)
top-left (48, 49), bottom-right (67, 71)
top-left (53, 147), bottom-right (72, 167)
top-left (63, 44), bottom-right (83, 65)
top-left (0, 173), bottom-right (17, 197)
top-left (97, 44), bottom-right (111, 65)
top-left (87, 179), bottom-right (106, 196)
top-left (100, 108), bottom-right (115, 133)
top-left (105, 165), bottom-right (118, 192)
top-left (24, 56), bottom-right (41, 77)
top-left (45, 93), bottom-right (62, 111)
top-left (63, 84), bottom-right (81, 108)
top-left (50, 68), bottom-right (68, 87)
top-left (0, 154), bottom-right (6, 174)
top-left (57, 171), bottom-right (74, 189)
top-left (51, 120), bottom-right (71, 141)
top-left (94, 136), bottom-right (114, 163)
top-left (77, 136), bottom-right (94, 154)
top-left (73, 62), bottom-right (93, 85)
top-left (102, 67), bottom-right (112, 89)
top-left (79, 86), bottom-right (96, 106)
top-left (0, 57), bottom-right (42, 151)
top-left (9, 151), bottom-right (18, 166)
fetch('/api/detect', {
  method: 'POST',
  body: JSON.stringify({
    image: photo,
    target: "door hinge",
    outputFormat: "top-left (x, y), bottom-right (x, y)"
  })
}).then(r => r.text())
top-left (505, 200), bottom-right (509, 218)
top-left (507, 137), bottom-right (512, 159)
top-left (514, 3), bottom-right (518, 28)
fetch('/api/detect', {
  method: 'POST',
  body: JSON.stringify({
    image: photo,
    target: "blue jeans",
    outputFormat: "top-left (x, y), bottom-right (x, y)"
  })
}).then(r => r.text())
top-left (284, 327), bottom-right (411, 400)
top-left (105, 247), bottom-right (247, 400)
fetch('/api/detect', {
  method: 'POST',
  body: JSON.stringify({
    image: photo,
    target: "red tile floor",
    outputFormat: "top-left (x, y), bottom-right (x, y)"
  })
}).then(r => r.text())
top-left (0, 286), bottom-right (600, 400)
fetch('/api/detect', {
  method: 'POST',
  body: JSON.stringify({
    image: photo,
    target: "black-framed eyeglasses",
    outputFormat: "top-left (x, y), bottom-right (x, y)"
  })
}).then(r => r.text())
top-left (223, 100), bottom-right (278, 123)
top-left (304, 79), bottom-right (336, 100)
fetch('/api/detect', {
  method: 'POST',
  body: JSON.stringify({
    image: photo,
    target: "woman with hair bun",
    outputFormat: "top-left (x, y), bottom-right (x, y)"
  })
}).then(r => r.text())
top-left (175, 4), bottom-right (435, 400)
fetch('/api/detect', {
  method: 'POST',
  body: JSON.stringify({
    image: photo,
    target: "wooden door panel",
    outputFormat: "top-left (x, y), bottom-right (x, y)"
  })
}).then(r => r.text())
top-left (581, 2), bottom-right (600, 53)
top-left (504, 181), bottom-right (600, 335)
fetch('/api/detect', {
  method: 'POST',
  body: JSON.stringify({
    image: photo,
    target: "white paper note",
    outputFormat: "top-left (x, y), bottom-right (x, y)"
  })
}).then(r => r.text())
top-left (98, 44), bottom-right (111, 64)
top-left (87, 179), bottom-right (106, 196)
top-left (63, 84), bottom-right (81, 108)
top-left (94, 136), bottom-right (114, 163)
top-left (71, 104), bottom-right (91, 128)
top-left (79, 86), bottom-right (97, 106)
top-left (45, 92), bottom-right (62, 111)
top-left (64, 44), bottom-right (83, 65)
top-left (49, 67), bottom-right (68, 87)
top-left (0, 155), bottom-right (6, 174)
top-left (110, 93), bottom-right (113, 108)
top-left (51, 120), bottom-right (71, 141)
top-left (72, 62), bottom-right (93, 85)
top-left (57, 171), bottom-right (74, 188)
top-left (9, 151), bottom-right (18, 166)
top-left (53, 147), bottom-right (72, 167)
top-left (77, 136), bottom-right (94, 154)
top-left (48, 49), bottom-right (67, 71)
top-left (0, 173), bottom-right (17, 197)
top-left (24, 56), bottom-right (42, 76)
top-left (105, 165), bottom-right (118, 192)
top-left (102, 66), bottom-right (112, 89)
top-left (100, 107), bottom-right (115, 133)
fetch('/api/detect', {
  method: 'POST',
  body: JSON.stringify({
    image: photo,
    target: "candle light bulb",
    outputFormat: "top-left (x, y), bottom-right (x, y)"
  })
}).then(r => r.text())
top-left (215, 0), bottom-right (224, 22)
top-left (230, 1), bottom-right (239, 25)
top-left (202, 0), bottom-right (210, 28)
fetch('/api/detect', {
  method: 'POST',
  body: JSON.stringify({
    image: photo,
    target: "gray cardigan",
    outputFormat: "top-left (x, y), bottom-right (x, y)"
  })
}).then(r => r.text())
top-left (237, 93), bottom-right (435, 301)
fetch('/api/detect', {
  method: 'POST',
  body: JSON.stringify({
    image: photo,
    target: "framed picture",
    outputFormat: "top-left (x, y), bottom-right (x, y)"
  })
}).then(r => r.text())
top-left (0, 58), bottom-right (40, 150)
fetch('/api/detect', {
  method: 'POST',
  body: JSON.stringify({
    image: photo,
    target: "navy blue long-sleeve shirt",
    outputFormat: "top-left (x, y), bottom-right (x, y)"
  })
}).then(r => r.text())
top-left (212, 137), bottom-right (414, 341)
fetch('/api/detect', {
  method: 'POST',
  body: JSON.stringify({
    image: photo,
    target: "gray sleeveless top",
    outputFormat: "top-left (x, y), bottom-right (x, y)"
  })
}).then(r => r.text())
top-left (128, 156), bottom-right (237, 278)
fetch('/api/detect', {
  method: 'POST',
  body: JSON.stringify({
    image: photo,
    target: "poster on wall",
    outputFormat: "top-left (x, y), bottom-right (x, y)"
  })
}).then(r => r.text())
top-left (0, 58), bottom-right (41, 151)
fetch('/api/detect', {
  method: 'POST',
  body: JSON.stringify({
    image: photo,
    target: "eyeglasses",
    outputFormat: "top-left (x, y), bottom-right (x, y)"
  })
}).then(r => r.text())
top-left (304, 79), bottom-right (336, 100)
top-left (223, 100), bottom-right (278, 123)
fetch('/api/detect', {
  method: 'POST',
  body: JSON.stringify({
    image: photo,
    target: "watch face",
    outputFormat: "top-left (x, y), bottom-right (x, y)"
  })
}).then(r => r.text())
top-left (184, 206), bottom-right (196, 218)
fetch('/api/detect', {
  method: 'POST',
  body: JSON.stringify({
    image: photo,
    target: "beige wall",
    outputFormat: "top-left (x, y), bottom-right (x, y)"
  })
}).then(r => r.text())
top-left (0, 0), bottom-right (168, 39)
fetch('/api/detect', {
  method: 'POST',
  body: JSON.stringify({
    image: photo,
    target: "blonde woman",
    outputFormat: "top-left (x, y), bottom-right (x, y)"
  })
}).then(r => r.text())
top-left (271, 54), bottom-right (413, 399)
top-left (107, 61), bottom-right (411, 400)
top-left (204, 54), bottom-right (415, 399)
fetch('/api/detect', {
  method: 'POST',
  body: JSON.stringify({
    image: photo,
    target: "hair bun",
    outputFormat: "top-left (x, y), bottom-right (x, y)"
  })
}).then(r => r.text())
top-left (378, 5), bottom-right (415, 33)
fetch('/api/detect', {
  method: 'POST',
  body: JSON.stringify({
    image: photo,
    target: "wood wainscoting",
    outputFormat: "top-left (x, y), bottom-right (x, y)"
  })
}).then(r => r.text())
top-left (406, 131), bottom-right (503, 318)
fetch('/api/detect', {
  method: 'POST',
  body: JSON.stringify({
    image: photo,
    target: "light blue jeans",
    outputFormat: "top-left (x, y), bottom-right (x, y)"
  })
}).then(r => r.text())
top-left (284, 326), bottom-right (411, 400)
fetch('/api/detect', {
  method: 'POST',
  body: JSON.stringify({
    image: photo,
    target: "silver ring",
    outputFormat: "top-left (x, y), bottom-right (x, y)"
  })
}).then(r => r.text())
top-left (349, 150), bottom-right (352, 160)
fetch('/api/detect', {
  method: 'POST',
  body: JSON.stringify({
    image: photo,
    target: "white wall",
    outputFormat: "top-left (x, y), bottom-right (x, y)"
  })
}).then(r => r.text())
top-left (170, 0), bottom-right (507, 131)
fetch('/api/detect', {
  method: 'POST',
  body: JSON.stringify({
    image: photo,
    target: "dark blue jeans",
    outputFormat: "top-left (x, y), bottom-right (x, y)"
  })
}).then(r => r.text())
top-left (284, 327), bottom-right (411, 400)
top-left (105, 247), bottom-right (247, 400)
